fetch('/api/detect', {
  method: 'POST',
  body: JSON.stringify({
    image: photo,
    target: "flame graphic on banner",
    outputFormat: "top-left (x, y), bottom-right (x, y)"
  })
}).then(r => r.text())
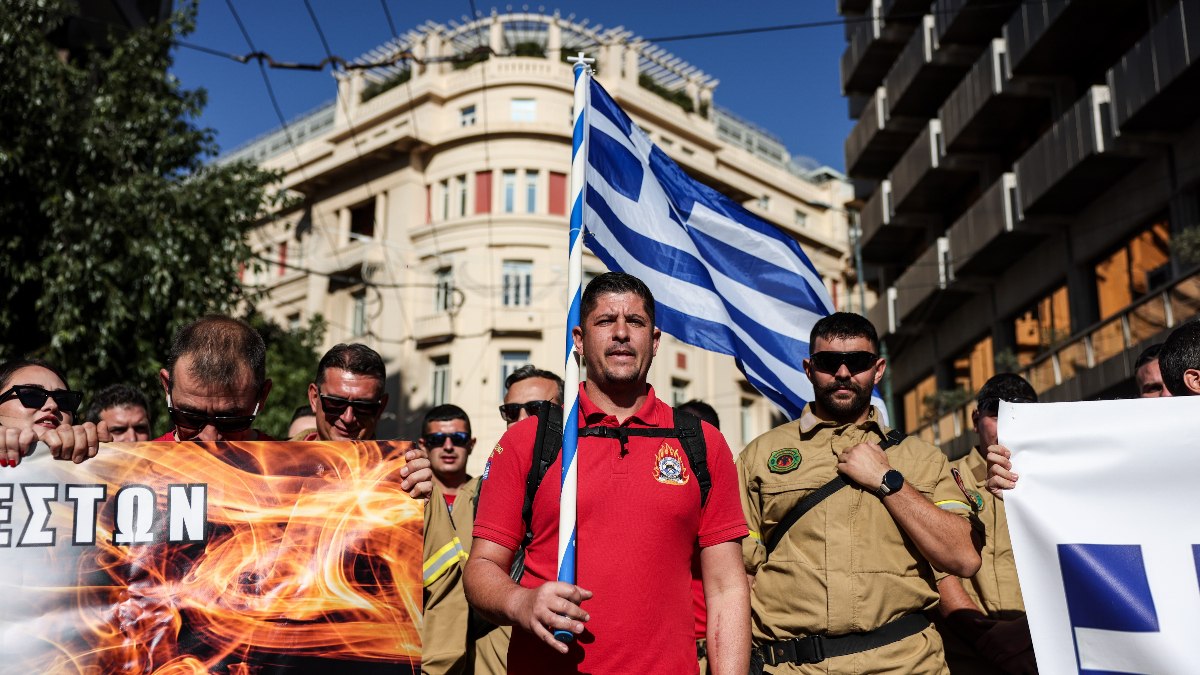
top-left (5, 440), bottom-right (421, 674)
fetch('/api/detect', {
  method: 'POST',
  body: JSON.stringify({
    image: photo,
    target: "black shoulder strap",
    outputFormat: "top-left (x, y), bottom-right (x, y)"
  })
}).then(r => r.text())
top-left (672, 411), bottom-right (711, 508)
top-left (763, 428), bottom-right (907, 557)
top-left (521, 400), bottom-right (563, 545)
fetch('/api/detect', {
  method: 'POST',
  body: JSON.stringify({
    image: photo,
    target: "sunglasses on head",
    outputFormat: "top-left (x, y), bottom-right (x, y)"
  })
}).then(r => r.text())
top-left (808, 351), bottom-right (879, 375)
top-left (318, 391), bottom-right (384, 417)
top-left (498, 400), bottom-right (558, 423)
top-left (0, 385), bottom-right (83, 414)
top-left (422, 431), bottom-right (471, 448)
top-left (167, 395), bottom-right (260, 434)
top-left (976, 397), bottom-right (1035, 416)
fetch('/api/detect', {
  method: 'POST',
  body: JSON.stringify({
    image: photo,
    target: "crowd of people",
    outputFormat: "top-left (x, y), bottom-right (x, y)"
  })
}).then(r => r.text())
top-left (0, 271), bottom-right (1197, 674)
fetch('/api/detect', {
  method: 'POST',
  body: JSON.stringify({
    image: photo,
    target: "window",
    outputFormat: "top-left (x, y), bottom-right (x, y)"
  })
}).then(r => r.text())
top-left (460, 104), bottom-right (477, 127)
top-left (740, 397), bottom-right (755, 447)
top-left (475, 171), bottom-right (493, 214)
top-left (757, 194), bottom-right (770, 210)
top-left (1094, 219), bottom-right (1170, 320)
top-left (431, 357), bottom-right (450, 406)
top-left (502, 170), bottom-right (517, 213)
top-left (440, 179), bottom-right (450, 221)
top-left (548, 172), bottom-right (566, 215)
top-left (287, 312), bottom-right (302, 331)
top-left (525, 170), bottom-right (538, 213)
top-left (352, 291), bottom-right (368, 336)
top-left (277, 241), bottom-right (288, 275)
top-left (952, 335), bottom-right (995, 401)
top-left (1013, 284), bottom-right (1070, 366)
top-left (671, 378), bottom-right (689, 406)
top-left (456, 175), bottom-right (468, 217)
top-left (502, 260), bottom-right (533, 307)
top-left (500, 351), bottom-right (531, 398)
top-left (350, 199), bottom-right (375, 239)
top-left (434, 266), bottom-right (454, 314)
top-left (510, 98), bottom-right (537, 122)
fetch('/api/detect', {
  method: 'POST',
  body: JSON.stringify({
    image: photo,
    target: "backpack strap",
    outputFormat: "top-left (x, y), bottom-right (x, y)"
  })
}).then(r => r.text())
top-left (672, 411), bottom-right (711, 508)
top-left (763, 428), bottom-right (907, 558)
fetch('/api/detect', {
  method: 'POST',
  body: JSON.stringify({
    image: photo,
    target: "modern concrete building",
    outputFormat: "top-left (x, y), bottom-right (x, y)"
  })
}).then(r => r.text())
top-left (234, 11), bottom-right (857, 472)
top-left (840, 0), bottom-right (1200, 456)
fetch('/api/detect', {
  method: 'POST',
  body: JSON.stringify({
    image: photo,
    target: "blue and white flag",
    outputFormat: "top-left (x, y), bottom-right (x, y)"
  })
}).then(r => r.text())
top-left (1000, 397), bottom-right (1200, 675)
top-left (582, 78), bottom-right (881, 420)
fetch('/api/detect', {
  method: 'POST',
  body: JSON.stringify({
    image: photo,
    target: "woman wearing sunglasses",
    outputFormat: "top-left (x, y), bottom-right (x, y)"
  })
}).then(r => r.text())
top-left (0, 358), bottom-right (110, 467)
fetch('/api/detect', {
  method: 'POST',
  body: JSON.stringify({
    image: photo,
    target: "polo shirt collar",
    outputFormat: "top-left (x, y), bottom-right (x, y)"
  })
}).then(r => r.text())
top-left (578, 382), bottom-right (661, 427)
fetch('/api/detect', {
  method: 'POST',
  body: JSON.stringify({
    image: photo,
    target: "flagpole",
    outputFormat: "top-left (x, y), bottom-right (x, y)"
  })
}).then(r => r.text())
top-left (556, 52), bottom-right (593, 644)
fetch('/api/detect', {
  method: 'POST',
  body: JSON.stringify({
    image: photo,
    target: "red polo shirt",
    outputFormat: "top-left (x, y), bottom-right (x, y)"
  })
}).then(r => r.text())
top-left (152, 431), bottom-right (277, 442)
top-left (473, 384), bottom-right (747, 674)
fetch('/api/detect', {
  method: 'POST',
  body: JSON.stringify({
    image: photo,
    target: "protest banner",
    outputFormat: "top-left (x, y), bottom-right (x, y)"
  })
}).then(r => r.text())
top-left (1001, 396), bottom-right (1200, 675)
top-left (0, 440), bottom-right (422, 674)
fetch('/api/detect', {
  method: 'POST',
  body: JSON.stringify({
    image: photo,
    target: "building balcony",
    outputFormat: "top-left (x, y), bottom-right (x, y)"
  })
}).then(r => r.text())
top-left (858, 179), bottom-right (939, 261)
top-left (934, 0), bottom-right (1022, 45)
top-left (1014, 85), bottom-right (1141, 216)
top-left (889, 118), bottom-right (982, 215)
top-left (891, 237), bottom-right (972, 327)
top-left (1107, 0), bottom-right (1200, 135)
top-left (839, 0), bottom-right (871, 14)
top-left (947, 172), bottom-right (1041, 277)
top-left (884, 15), bottom-right (978, 118)
top-left (911, 267), bottom-right (1200, 449)
top-left (841, 3), bottom-right (920, 95)
top-left (882, 0), bottom-right (933, 20)
top-left (844, 87), bottom-right (925, 179)
top-left (1004, 0), bottom-right (1150, 78)
top-left (939, 38), bottom-right (1054, 153)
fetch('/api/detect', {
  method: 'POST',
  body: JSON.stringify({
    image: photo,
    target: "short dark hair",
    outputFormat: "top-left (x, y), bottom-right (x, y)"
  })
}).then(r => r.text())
top-left (291, 404), bottom-right (316, 424)
top-left (580, 272), bottom-right (656, 327)
top-left (85, 384), bottom-right (151, 425)
top-left (677, 399), bottom-right (720, 429)
top-left (167, 315), bottom-right (266, 391)
top-left (809, 312), bottom-right (880, 354)
top-left (423, 403), bottom-right (472, 437)
top-left (1135, 343), bottom-right (1163, 370)
top-left (316, 343), bottom-right (386, 385)
top-left (976, 373), bottom-right (1037, 404)
top-left (0, 358), bottom-right (71, 391)
top-left (1160, 319), bottom-right (1200, 396)
top-left (504, 364), bottom-right (565, 403)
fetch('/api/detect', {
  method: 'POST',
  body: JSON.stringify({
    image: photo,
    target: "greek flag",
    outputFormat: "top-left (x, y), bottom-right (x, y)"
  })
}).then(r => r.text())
top-left (582, 78), bottom-right (880, 419)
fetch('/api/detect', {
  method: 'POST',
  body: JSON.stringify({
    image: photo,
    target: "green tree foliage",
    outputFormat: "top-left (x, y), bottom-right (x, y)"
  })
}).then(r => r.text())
top-left (253, 315), bottom-right (326, 439)
top-left (0, 1), bottom-right (321, 434)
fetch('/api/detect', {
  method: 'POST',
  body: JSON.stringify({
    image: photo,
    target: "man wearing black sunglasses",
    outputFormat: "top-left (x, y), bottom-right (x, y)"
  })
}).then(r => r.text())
top-left (499, 365), bottom-right (564, 427)
top-left (306, 343), bottom-right (390, 442)
top-left (935, 374), bottom-right (1037, 675)
top-left (739, 312), bottom-right (979, 674)
top-left (421, 404), bottom-right (476, 505)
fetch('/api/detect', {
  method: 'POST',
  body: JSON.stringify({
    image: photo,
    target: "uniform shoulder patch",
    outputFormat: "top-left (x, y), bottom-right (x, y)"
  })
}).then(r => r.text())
top-left (951, 467), bottom-right (985, 512)
top-left (653, 442), bottom-right (690, 486)
top-left (767, 448), bottom-right (802, 474)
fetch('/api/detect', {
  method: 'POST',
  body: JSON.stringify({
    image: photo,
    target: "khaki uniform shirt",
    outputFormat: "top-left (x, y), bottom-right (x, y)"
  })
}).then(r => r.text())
top-left (952, 451), bottom-right (1024, 615)
top-left (740, 405), bottom-right (971, 673)
top-left (422, 480), bottom-right (476, 675)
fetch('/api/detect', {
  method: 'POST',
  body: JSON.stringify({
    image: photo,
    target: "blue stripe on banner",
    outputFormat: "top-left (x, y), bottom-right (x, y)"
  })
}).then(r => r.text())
top-left (1059, 544), bottom-right (1159, 632)
top-left (588, 85), bottom-right (633, 139)
top-left (687, 226), bottom-right (832, 316)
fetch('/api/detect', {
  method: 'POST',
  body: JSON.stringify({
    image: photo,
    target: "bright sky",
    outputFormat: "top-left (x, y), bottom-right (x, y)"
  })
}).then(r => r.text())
top-left (169, 1), bottom-right (854, 170)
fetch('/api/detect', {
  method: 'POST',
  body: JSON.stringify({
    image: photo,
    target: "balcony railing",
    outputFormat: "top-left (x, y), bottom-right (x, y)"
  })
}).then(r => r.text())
top-left (893, 237), bottom-right (952, 323)
top-left (845, 87), bottom-right (925, 179)
top-left (841, 0), bottom-right (919, 94)
top-left (947, 172), bottom-right (1034, 277)
top-left (910, 267), bottom-right (1200, 447)
top-left (934, 0), bottom-right (1021, 44)
top-left (1107, 0), bottom-right (1200, 134)
top-left (885, 15), bottom-right (979, 118)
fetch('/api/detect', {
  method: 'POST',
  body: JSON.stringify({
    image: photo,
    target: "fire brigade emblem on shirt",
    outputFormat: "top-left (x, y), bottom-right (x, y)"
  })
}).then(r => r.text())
top-left (654, 443), bottom-right (689, 486)
top-left (768, 448), bottom-right (801, 473)
top-left (951, 468), bottom-right (985, 512)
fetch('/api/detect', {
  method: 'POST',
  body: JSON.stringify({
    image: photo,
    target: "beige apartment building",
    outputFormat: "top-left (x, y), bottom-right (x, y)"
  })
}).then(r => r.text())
top-left (232, 11), bottom-right (856, 472)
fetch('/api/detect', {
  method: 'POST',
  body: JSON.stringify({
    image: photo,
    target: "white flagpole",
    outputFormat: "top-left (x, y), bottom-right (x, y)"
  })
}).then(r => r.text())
top-left (556, 52), bottom-right (593, 643)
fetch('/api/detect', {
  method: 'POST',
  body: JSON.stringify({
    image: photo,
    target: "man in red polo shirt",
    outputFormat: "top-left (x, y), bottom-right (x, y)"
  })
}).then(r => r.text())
top-left (464, 272), bottom-right (750, 674)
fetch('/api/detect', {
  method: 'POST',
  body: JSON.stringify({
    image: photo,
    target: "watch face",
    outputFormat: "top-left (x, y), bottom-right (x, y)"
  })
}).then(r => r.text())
top-left (883, 470), bottom-right (904, 494)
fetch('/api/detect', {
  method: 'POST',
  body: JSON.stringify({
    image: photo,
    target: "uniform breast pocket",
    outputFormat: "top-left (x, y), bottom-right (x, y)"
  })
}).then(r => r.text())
top-left (758, 476), bottom-right (833, 563)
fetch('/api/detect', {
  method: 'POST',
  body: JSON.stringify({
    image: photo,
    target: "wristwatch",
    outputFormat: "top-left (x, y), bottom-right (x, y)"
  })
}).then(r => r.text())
top-left (878, 469), bottom-right (904, 497)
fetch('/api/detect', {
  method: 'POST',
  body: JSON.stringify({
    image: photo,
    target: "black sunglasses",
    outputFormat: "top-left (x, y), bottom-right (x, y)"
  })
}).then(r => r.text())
top-left (498, 400), bottom-right (558, 423)
top-left (422, 431), bottom-right (471, 448)
top-left (0, 385), bottom-right (83, 414)
top-left (808, 351), bottom-right (879, 375)
top-left (318, 391), bottom-right (384, 417)
top-left (976, 397), bottom-right (1035, 416)
top-left (167, 395), bottom-right (260, 434)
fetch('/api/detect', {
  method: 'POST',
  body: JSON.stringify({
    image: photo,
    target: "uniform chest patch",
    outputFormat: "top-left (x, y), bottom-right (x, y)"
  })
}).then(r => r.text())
top-left (951, 467), bottom-right (985, 512)
top-left (654, 443), bottom-right (690, 486)
top-left (767, 448), bottom-right (802, 473)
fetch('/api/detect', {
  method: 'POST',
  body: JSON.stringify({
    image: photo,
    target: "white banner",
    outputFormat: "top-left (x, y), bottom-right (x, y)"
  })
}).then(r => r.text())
top-left (1000, 397), bottom-right (1200, 675)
